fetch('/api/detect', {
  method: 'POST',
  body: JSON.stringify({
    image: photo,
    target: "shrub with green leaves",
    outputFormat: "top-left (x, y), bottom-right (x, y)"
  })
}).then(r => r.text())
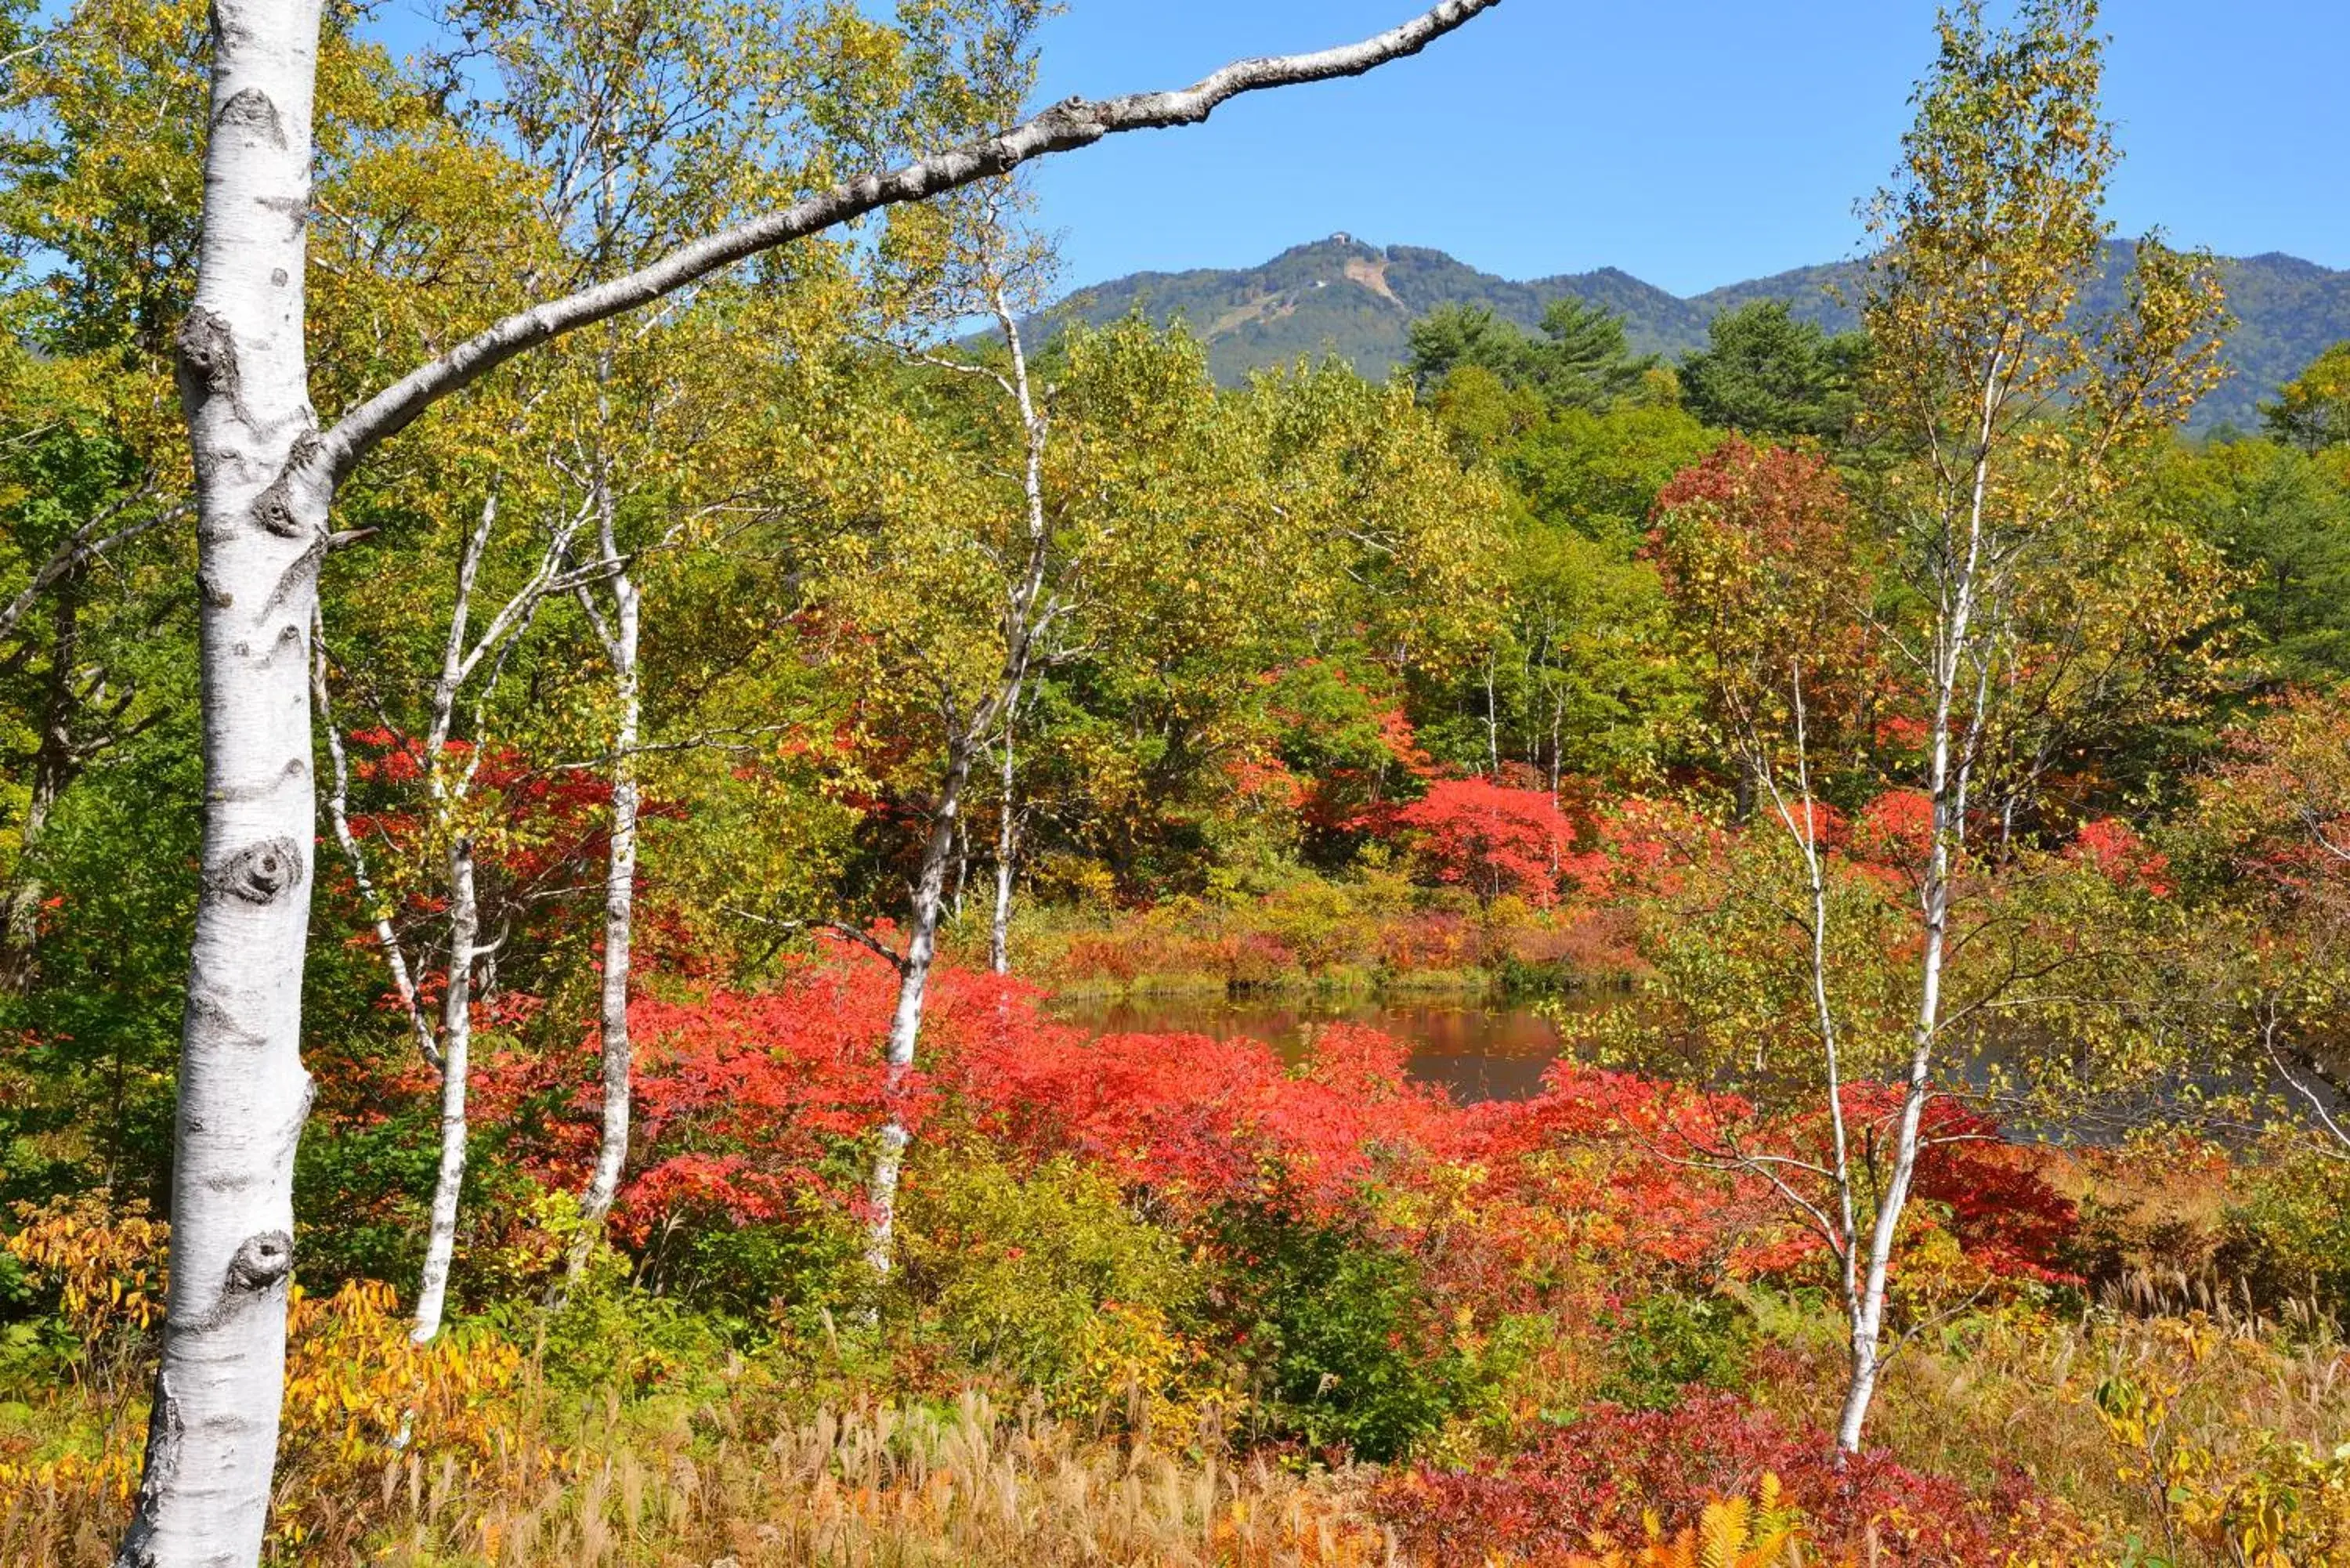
top-left (1218, 1208), bottom-right (1466, 1462)
top-left (1594, 1289), bottom-right (1755, 1410)
top-left (2219, 1142), bottom-right (2350, 1323)
top-left (897, 1147), bottom-right (1202, 1407)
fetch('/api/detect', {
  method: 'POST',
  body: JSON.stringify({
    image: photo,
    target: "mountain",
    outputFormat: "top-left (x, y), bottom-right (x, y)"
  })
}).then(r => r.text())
top-left (1043, 236), bottom-right (2350, 433)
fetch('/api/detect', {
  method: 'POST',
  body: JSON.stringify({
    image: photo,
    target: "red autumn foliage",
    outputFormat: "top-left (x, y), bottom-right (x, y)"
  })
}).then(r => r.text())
top-left (2066, 816), bottom-right (2173, 898)
top-left (1848, 787), bottom-right (1936, 873)
top-left (468, 945), bottom-right (2076, 1303)
top-left (1376, 1391), bottom-right (2051, 1566)
top-left (957, 1020), bottom-right (1458, 1222)
top-left (1647, 440), bottom-right (1857, 591)
top-left (469, 941), bottom-right (1021, 1238)
top-left (1397, 778), bottom-right (1573, 908)
top-left (1647, 440), bottom-right (1878, 747)
top-left (329, 728), bottom-right (706, 977)
top-left (1774, 1089), bottom-right (2080, 1286)
top-left (1660, 1082), bottom-right (2080, 1289)
top-left (1911, 1112), bottom-right (2082, 1285)
top-left (1567, 794), bottom-right (1721, 902)
top-left (1225, 753), bottom-right (1308, 811)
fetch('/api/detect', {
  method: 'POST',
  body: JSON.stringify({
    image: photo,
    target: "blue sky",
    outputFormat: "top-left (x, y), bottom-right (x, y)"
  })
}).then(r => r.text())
top-left (1021, 1), bottom-right (2349, 297)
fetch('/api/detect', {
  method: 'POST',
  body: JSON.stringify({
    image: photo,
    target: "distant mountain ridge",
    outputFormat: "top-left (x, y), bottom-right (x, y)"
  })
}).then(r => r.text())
top-left (1044, 236), bottom-right (2350, 433)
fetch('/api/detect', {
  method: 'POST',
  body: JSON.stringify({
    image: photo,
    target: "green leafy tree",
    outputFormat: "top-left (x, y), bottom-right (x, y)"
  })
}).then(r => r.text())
top-left (1502, 402), bottom-right (1719, 550)
top-left (1408, 296), bottom-right (1654, 414)
top-left (1679, 299), bottom-right (1864, 441)
top-left (2149, 436), bottom-right (2350, 688)
top-left (1405, 303), bottom-right (1540, 395)
top-left (1529, 295), bottom-right (1658, 410)
top-left (2261, 341), bottom-right (2350, 453)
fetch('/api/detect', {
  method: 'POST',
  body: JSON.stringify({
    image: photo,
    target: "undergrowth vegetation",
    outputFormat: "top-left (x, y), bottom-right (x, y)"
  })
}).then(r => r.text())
top-left (9, 963), bottom-right (2350, 1563)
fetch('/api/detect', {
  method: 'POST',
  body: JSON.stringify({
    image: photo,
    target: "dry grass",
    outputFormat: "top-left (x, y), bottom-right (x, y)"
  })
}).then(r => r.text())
top-left (1740, 1277), bottom-right (2350, 1562)
top-left (3, 1379), bottom-right (1391, 1568)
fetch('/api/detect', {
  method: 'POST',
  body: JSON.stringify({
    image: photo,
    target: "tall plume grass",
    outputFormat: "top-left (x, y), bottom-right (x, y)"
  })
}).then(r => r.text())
top-left (3, 1378), bottom-right (1392, 1567)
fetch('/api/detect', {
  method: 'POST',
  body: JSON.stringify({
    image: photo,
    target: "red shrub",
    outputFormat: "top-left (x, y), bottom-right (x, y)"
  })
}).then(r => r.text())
top-left (1910, 1103), bottom-right (2082, 1285)
top-left (1377, 1392), bottom-right (2048, 1565)
top-left (1849, 789), bottom-right (1936, 873)
top-left (956, 1021), bottom-right (1455, 1221)
top-left (1572, 795), bottom-right (1722, 902)
top-left (1399, 779), bottom-right (1573, 908)
top-left (2066, 816), bottom-right (2173, 898)
top-left (1226, 929), bottom-right (1300, 986)
top-left (472, 940), bottom-right (1025, 1237)
top-left (1692, 1087), bottom-right (2084, 1290)
top-left (466, 948), bottom-right (2076, 1335)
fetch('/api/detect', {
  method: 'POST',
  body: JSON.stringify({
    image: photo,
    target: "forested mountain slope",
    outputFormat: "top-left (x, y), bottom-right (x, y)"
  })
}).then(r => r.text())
top-left (1047, 234), bottom-right (2350, 430)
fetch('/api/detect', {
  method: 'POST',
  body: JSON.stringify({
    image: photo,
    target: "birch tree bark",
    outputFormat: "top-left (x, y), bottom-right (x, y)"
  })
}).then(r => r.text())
top-left (410, 832), bottom-right (479, 1341)
top-left (123, 3), bottom-right (329, 1561)
top-left (138, 3), bottom-right (1506, 1556)
top-left (574, 499), bottom-right (642, 1262)
top-left (988, 288), bottom-right (1051, 979)
top-left (1834, 357), bottom-right (1999, 1457)
top-left (862, 278), bottom-right (1059, 1270)
top-left (989, 712), bottom-right (1021, 975)
top-left (317, 490), bottom-right (588, 1341)
top-left (862, 733), bottom-right (975, 1275)
top-left (1812, 1), bottom-right (2220, 1458)
top-left (1735, 669), bottom-right (1871, 1461)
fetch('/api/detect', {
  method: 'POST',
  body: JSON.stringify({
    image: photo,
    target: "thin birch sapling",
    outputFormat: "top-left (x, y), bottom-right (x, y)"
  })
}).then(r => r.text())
top-left (313, 486), bottom-right (601, 1341)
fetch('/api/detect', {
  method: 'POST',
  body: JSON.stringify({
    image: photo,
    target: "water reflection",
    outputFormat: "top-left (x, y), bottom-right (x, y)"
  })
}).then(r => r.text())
top-left (1050, 990), bottom-right (2340, 1139)
top-left (1048, 991), bottom-right (1601, 1104)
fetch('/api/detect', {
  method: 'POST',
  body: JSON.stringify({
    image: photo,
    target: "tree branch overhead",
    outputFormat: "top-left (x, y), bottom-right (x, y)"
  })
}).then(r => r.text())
top-left (313, 0), bottom-right (1504, 480)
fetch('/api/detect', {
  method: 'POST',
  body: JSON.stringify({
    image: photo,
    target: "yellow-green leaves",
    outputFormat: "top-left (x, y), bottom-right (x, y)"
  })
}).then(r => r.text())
top-left (2262, 342), bottom-right (2350, 454)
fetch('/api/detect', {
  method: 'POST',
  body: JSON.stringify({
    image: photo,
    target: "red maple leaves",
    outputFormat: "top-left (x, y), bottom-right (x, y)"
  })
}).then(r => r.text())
top-left (1396, 778), bottom-right (1574, 908)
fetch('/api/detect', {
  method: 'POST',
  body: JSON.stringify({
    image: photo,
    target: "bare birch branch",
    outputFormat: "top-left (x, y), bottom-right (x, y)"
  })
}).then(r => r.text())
top-left (309, 0), bottom-right (1505, 481)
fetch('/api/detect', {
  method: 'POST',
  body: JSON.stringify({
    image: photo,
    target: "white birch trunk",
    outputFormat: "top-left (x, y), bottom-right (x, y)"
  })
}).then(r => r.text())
top-left (410, 835), bottom-right (479, 1342)
top-left (990, 719), bottom-right (1018, 976)
top-left (577, 559), bottom-right (642, 1251)
top-left (1484, 650), bottom-right (1501, 777)
top-left (985, 288), bottom-right (1050, 981)
top-left (122, 4), bottom-right (328, 1561)
top-left (320, 485), bottom-right (578, 1339)
top-left (315, 630), bottom-right (441, 1072)
top-left (864, 738), bottom-right (975, 1274)
top-left (1832, 367), bottom-right (1999, 1459)
top-left (1835, 734), bottom-right (1959, 1456)
top-left (865, 278), bottom-right (1070, 1271)
top-left (1756, 674), bottom-right (1872, 1463)
top-left (1546, 684), bottom-right (1564, 805)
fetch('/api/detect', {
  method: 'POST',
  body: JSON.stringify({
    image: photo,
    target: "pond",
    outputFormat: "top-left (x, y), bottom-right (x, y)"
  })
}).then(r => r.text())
top-left (1050, 991), bottom-right (2337, 1132)
top-left (1047, 990), bottom-right (1618, 1104)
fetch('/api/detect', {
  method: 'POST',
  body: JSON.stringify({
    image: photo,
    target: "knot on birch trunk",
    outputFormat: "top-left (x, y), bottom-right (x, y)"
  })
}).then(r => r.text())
top-left (225, 1229), bottom-right (294, 1293)
top-left (1030, 96), bottom-right (1104, 145)
top-left (251, 431), bottom-right (326, 539)
top-left (172, 308), bottom-right (240, 406)
top-left (208, 836), bottom-right (306, 904)
top-left (212, 86), bottom-right (288, 148)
